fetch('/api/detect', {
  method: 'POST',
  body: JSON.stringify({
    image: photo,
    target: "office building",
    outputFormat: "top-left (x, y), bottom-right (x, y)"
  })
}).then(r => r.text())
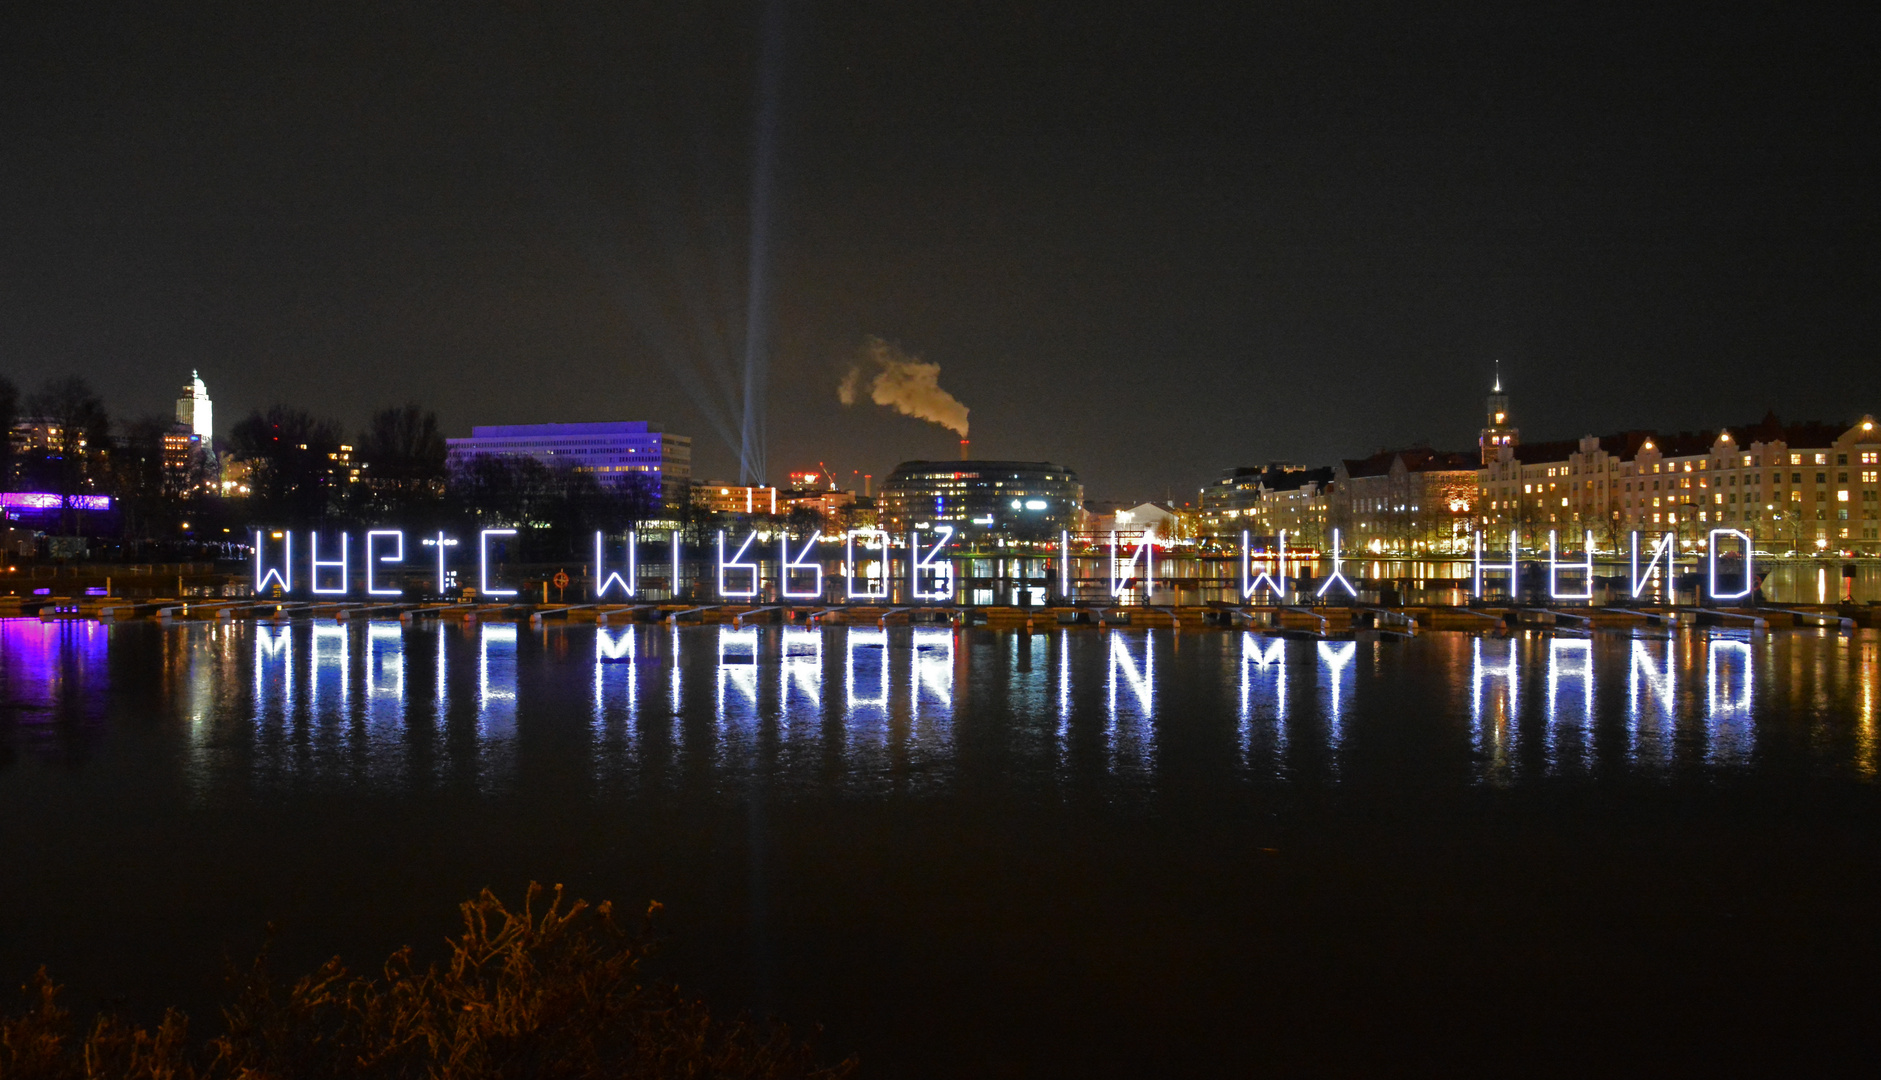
top-left (879, 459), bottom-right (1083, 541)
top-left (445, 421), bottom-right (691, 503)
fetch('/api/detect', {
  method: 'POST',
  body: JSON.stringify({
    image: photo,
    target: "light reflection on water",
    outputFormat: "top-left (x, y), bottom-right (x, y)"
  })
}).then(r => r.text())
top-left (1, 620), bottom-right (1878, 791)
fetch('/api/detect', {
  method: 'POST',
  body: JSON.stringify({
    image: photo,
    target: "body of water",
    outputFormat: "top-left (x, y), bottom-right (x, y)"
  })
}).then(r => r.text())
top-left (2, 619), bottom-right (1879, 1074)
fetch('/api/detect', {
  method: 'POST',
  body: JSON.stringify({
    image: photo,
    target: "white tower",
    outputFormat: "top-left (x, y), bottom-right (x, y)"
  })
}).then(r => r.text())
top-left (175, 370), bottom-right (213, 440)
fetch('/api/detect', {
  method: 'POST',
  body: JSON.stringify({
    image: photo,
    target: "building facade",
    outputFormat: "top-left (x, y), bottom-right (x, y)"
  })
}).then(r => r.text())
top-left (1331, 448), bottom-right (1480, 554)
top-left (1195, 464), bottom-right (1333, 547)
top-left (879, 459), bottom-right (1083, 541)
top-left (692, 482), bottom-right (780, 516)
top-left (1477, 385), bottom-right (1881, 552)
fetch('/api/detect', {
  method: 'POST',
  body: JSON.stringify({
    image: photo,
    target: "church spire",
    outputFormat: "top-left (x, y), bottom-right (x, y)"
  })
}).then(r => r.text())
top-left (1480, 368), bottom-right (1516, 465)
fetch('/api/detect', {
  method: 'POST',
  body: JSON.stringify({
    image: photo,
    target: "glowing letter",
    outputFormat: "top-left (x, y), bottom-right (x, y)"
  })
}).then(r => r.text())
top-left (1060, 530), bottom-right (1071, 599)
top-left (365, 530), bottom-right (404, 597)
top-left (253, 530), bottom-right (292, 593)
top-left (1110, 528), bottom-right (1156, 597)
top-left (310, 532), bottom-right (349, 595)
top-left (671, 529), bottom-right (682, 600)
top-left (1315, 528), bottom-right (1357, 598)
top-left (780, 531), bottom-right (824, 599)
top-left (717, 531), bottom-right (760, 599)
top-left (911, 526), bottom-right (955, 600)
top-left (595, 531), bottom-right (636, 598)
top-left (1548, 529), bottom-right (1594, 601)
top-left (845, 528), bottom-right (889, 600)
top-left (480, 529), bottom-right (518, 597)
top-left (1473, 530), bottom-right (1519, 599)
top-left (433, 532), bottom-right (450, 594)
top-left (1706, 528), bottom-right (1753, 601)
top-left (1629, 531), bottom-right (1676, 599)
top-left (1241, 529), bottom-right (1286, 601)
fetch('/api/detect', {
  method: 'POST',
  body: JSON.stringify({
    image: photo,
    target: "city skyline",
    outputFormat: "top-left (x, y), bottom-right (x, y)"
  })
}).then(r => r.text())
top-left (4, 3), bottom-right (1878, 498)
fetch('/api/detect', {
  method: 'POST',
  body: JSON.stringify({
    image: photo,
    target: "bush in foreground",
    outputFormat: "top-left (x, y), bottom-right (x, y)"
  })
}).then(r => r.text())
top-left (0, 883), bottom-right (855, 1080)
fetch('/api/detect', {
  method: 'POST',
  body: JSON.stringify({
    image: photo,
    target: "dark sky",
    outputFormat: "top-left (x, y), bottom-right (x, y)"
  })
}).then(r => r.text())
top-left (3, 2), bottom-right (1877, 500)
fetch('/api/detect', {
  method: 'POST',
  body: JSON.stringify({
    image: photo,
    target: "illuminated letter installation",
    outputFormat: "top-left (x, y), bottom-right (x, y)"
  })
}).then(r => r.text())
top-left (432, 532), bottom-right (452, 594)
top-left (1707, 528), bottom-right (1753, 601)
top-left (671, 530), bottom-right (682, 600)
top-left (1629, 531), bottom-right (1675, 600)
top-left (253, 530), bottom-right (292, 594)
top-left (310, 532), bottom-right (349, 595)
top-left (780, 531), bottom-right (823, 600)
top-left (480, 529), bottom-right (519, 597)
top-left (845, 528), bottom-right (889, 600)
top-left (1315, 528), bottom-right (1357, 598)
top-left (1109, 528), bottom-right (1155, 597)
top-left (1548, 529), bottom-right (1594, 601)
top-left (1473, 531), bottom-right (1519, 599)
top-left (1060, 530), bottom-right (1071, 599)
top-left (1241, 529), bottom-right (1286, 602)
top-left (910, 526), bottom-right (955, 601)
top-left (717, 531), bottom-right (760, 599)
top-left (365, 530), bottom-right (404, 597)
top-left (594, 531), bottom-right (636, 598)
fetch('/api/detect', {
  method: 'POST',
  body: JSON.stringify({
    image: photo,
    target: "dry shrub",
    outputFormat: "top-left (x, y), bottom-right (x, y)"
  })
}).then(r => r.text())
top-left (0, 884), bottom-right (855, 1080)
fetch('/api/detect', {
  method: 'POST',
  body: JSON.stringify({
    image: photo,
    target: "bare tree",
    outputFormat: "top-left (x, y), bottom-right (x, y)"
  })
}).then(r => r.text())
top-left (24, 376), bottom-right (111, 534)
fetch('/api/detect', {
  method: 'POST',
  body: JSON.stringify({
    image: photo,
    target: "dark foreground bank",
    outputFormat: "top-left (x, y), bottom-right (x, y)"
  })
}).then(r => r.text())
top-left (1, 884), bottom-right (855, 1080)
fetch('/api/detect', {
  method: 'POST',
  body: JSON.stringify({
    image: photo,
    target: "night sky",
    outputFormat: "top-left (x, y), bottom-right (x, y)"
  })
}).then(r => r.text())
top-left (3, 2), bottom-right (1877, 499)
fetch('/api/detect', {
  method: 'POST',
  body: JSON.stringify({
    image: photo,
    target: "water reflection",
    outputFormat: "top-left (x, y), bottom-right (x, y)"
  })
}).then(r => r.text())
top-left (1546, 639), bottom-right (1593, 771)
top-left (1706, 639), bottom-right (1753, 765)
top-left (311, 624), bottom-right (348, 711)
top-left (911, 627), bottom-right (953, 713)
top-left (1239, 634), bottom-right (1288, 779)
top-left (1628, 638), bottom-right (1676, 769)
top-left (1473, 637), bottom-right (1518, 783)
top-left (780, 626), bottom-right (821, 711)
top-left (845, 627), bottom-right (888, 711)
top-left (717, 627), bottom-right (761, 721)
top-left (254, 625), bottom-right (292, 718)
top-left (366, 624), bottom-right (404, 731)
top-left (1106, 631), bottom-right (1154, 776)
top-left (478, 623), bottom-right (516, 737)
top-left (593, 625), bottom-right (635, 732)
top-left (2, 621), bottom-right (1877, 794)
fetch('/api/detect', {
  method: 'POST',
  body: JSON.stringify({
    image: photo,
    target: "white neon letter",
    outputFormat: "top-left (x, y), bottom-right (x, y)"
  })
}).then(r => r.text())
top-left (1060, 530), bottom-right (1071, 599)
top-left (1110, 528), bottom-right (1156, 597)
top-left (717, 530), bottom-right (760, 599)
top-left (254, 530), bottom-right (292, 593)
top-left (1548, 529), bottom-right (1594, 601)
top-left (1629, 531), bottom-right (1676, 599)
top-left (1473, 530), bottom-right (1518, 599)
top-left (1242, 529), bottom-right (1286, 601)
top-left (671, 529), bottom-right (682, 600)
top-left (595, 531), bottom-right (636, 598)
top-left (781, 530), bottom-right (824, 599)
top-left (365, 529), bottom-right (404, 596)
top-left (433, 532), bottom-right (451, 594)
top-left (1315, 528), bottom-right (1357, 598)
top-left (1707, 528), bottom-right (1753, 601)
top-left (911, 526), bottom-right (955, 600)
top-left (845, 528), bottom-right (889, 600)
top-left (480, 528), bottom-right (519, 596)
top-left (310, 532), bottom-right (349, 595)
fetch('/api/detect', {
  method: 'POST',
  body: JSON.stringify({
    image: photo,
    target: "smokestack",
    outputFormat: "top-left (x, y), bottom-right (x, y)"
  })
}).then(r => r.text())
top-left (959, 438), bottom-right (970, 461)
top-left (863, 474), bottom-right (872, 498)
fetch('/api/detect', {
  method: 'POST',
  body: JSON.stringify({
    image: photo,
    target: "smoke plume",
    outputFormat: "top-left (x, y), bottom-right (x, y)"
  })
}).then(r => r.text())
top-left (837, 337), bottom-right (970, 436)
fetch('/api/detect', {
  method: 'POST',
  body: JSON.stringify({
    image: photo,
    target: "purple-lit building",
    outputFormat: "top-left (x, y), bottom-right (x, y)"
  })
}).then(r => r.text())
top-left (445, 421), bottom-right (691, 504)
